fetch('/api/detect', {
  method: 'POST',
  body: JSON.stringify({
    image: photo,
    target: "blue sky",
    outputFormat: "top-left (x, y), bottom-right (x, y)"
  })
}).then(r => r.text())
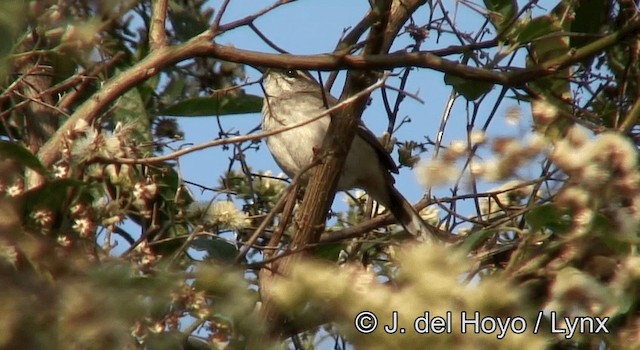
top-left (176, 0), bottom-right (548, 217)
top-left (162, 0), bottom-right (558, 347)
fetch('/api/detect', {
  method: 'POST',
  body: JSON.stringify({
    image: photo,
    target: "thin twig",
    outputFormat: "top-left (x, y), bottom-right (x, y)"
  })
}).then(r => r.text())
top-left (97, 75), bottom-right (388, 165)
top-left (218, 0), bottom-right (294, 32)
top-left (211, 0), bottom-right (232, 32)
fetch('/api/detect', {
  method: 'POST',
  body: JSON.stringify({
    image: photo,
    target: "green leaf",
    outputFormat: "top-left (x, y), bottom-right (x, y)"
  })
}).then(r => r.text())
top-left (21, 179), bottom-right (83, 210)
top-left (168, 2), bottom-right (210, 42)
top-left (0, 2), bottom-right (25, 79)
top-left (159, 75), bottom-right (187, 104)
top-left (191, 237), bottom-right (239, 263)
top-left (458, 229), bottom-right (497, 253)
top-left (483, 0), bottom-right (517, 31)
top-left (0, 141), bottom-right (48, 175)
top-left (312, 242), bottom-right (344, 261)
top-left (152, 165), bottom-right (182, 200)
top-left (50, 52), bottom-right (80, 86)
top-left (444, 74), bottom-right (493, 101)
top-left (571, 0), bottom-right (608, 49)
top-left (525, 204), bottom-right (557, 233)
top-left (156, 94), bottom-right (263, 117)
top-left (515, 16), bottom-right (558, 44)
top-left (524, 10), bottom-right (572, 140)
top-left (139, 73), bottom-right (160, 106)
top-left (525, 204), bottom-right (571, 234)
top-left (112, 77), bottom-right (152, 143)
top-left (527, 20), bottom-right (567, 63)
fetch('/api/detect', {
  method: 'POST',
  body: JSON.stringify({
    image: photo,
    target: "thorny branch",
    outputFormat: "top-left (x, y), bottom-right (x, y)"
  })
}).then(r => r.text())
top-left (36, 13), bottom-right (640, 167)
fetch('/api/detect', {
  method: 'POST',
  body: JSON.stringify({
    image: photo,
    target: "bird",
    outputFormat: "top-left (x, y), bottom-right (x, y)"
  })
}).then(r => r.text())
top-left (261, 69), bottom-right (436, 241)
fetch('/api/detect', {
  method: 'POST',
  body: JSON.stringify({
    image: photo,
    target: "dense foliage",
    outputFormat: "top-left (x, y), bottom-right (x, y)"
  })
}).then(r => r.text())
top-left (1, 0), bottom-right (640, 349)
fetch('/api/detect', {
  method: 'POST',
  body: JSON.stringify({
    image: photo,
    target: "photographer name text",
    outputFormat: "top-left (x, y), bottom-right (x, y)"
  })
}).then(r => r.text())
top-left (354, 311), bottom-right (609, 339)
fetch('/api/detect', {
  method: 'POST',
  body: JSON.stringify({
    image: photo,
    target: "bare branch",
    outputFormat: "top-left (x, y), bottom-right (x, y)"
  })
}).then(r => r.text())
top-left (217, 0), bottom-right (294, 33)
top-left (36, 9), bottom-right (640, 176)
top-left (96, 78), bottom-right (385, 165)
top-left (149, 0), bottom-right (169, 49)
top-left (211, 0), bottom-right (232, 32)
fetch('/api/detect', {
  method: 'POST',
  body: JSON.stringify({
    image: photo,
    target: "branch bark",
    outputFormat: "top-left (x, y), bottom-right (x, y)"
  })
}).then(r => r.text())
top-left (256, 0), bottom-right (428, 342)
top-left (149, 0), bottom-right (168, 49)
top-left (36, 13), bottom-right (640, 168)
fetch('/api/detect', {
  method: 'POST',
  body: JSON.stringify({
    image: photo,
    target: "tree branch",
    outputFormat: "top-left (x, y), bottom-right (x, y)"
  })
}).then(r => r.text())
top-left (96, 79), bottom-right (384, 165)
top-left (256, 0), bottom-right (426, 341)
top-left (218, 0), bottom-right (294, 32)
top-left (36, 8), bottom-right (640, 175)
top-left (149, 0), bottom-right (168, 49)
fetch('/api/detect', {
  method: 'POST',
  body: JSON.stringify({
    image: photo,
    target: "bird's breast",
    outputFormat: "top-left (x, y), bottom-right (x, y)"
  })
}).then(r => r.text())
top-left (262, 99), bottom-right (330, 177)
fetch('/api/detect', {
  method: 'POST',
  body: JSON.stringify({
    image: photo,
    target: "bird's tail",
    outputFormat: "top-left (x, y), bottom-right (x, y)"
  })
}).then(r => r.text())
top-left (386, 187), bottom-right (450, 242)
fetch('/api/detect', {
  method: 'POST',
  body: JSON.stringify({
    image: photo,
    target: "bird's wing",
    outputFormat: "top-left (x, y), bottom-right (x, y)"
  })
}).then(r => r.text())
top-left (315, 79), bottom-right (400, 175)
top-left (356, 123), bottom-right (399, 174)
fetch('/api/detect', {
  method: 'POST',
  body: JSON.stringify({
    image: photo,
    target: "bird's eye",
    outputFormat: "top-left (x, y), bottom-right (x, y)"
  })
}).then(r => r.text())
top-left (285, 69), bottom-right (296, 77)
